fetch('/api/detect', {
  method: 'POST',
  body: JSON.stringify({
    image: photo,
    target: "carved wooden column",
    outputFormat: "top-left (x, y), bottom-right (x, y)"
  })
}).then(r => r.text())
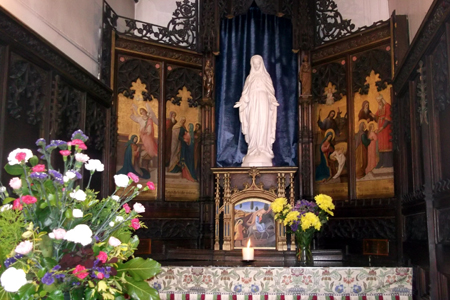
top-left (298, 51), bottom-right (314, 199)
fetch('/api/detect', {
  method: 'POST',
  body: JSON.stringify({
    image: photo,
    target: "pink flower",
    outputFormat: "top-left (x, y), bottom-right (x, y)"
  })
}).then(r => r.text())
top-left (97, 272), bottom-right (105, 279)
top-left (70, 139), bottom-right (87, 150)
top-left (123, 204), bottom-right (131, 214)
top-left (130, 218), bottom-right (140, 230)
top-left (12, 199), bottom-right (23, 210)
top-left (108, 236), bottom-right (121, 247)
top-left (146, 181), bottom-right (155, 190)
top-left (22, 195), bottom-right (37, 204)
top-left (59, 150), bottom-right (71, 156)
top-left (32, 164), bottom-right (46, 172)
top-left (49, 228), bottom-right (66, 240)
top-left (73, 265), bottom-right (88, 279)
top-left (97, 251), bottom-right (108, 263)
top-left (128, 172), bottom-right (139, 183)
top-left (75, 153), bottom-right (90, 163)
top-left (15, 240), bottom-right (33, 255)
top-left (9, 177), bottom-right (22, 190)
top-left (15, 152), bottom-right (27, 162)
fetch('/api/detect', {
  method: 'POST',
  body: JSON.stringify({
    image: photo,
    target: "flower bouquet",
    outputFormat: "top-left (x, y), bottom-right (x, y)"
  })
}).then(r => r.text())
top-left (270, 194), bottom-right (335, 264)
top-left (0, 130), bottom-right (161, 300)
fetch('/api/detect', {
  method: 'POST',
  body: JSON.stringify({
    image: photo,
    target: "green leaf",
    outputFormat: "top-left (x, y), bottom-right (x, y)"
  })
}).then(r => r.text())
top-left (2, 198), bottom-right (15, 205)
top-left (116, 257), bottom-right (161, 281)
top-left (0, 286), bottom-right (12, 300)
top-left (29, 156), bottom-right (38, 167)
top-left (4, 164), bottom-right (23, 176)
top-left (13, 283), bottom-right (35, 300)
top-left (41, 257), bottom-right (58, 270)
top-left (70, 288), bottom-right (84, 300)
top-left (47, 290), bottom-right (64, 300)
top-left (37, 268), bottom-right (47, 279)
top-left (39, 235), bottom-right (53, 258)
top-left (124, 277), bottom-right (160, 300)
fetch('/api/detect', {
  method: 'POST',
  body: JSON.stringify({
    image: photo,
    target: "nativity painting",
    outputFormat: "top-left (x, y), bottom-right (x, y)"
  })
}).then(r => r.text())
top-left (234, 198), bottom-right (276, 249)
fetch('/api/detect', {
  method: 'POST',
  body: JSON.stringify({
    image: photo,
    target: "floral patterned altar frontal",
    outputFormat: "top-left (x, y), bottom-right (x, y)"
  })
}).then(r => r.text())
top-left (148, 266), bottom-right (412, 300)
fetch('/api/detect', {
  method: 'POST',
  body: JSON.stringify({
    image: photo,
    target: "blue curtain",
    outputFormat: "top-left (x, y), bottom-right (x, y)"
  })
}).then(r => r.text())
top-left (215, 4), bottom-right (298, 167)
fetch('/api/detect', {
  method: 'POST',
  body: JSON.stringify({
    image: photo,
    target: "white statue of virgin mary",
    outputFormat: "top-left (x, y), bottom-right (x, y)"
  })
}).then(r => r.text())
top-left (234, 55), bottom-right (279, 166)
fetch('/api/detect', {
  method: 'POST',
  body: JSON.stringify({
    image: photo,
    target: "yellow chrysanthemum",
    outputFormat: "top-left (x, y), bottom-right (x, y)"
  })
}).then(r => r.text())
top-left (271, 197), bottom-right (287, 213)
top-left (314, 194), bottom-right (335, 216)
top-left (283, 211), bottom-right (300, 226)
top-left (300, 212), bottom-right (322, 231)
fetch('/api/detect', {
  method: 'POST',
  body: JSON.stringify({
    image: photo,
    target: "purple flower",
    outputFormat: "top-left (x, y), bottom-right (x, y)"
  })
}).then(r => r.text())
top-left (35, 138), bottom-right (46, 147)
top-left (71, 130), bottom-right (89, 142)
top-left (54, 274), bottom-right (65, 279)
top-left (291, 221), bottom-right (299, 232)
top-left (48, 170), bottom-right (64, 184)
top-left (42, 272), bottom-right (55, 285)
top-left (40, 155), bottom-right (46, 160)
top-left (52, 265), bottom-right (61, 271)
top-left (4, 254), bottom-right (24, 268)
top-left (50, 140), bottom-right (67, 147)
top-left (30, 172), bottom-right (48, 180)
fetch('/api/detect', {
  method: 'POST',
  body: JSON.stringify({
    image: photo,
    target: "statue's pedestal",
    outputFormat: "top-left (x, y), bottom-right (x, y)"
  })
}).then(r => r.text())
top-left (211, 167), bottom-right (297, 251)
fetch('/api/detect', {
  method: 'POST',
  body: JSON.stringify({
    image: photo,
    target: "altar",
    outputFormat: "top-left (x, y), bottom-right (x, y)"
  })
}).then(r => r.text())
top-left (148, 265), bottom-right (412, 300)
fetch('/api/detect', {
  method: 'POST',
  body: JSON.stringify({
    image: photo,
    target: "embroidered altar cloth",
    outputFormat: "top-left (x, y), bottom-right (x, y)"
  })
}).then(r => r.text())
top-left (148, 266), bottom-right (412, 300)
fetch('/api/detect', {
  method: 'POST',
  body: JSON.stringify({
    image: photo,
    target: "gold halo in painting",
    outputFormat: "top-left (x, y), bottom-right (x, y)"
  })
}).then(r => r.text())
top-left (357, 119), bottom-right (368, 131)
top-left (367, 121), bottom-right (378, 131)
top-left (324, 128), bottom-right (335, 140)
top-left (128, 133), bottom-right (140, 144)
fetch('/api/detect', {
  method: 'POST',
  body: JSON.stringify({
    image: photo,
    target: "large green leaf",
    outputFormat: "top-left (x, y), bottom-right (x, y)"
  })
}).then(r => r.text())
top-left (124, 277), bottom-right (160, 300)
top-left (47, 290), bottom-right (64, 300)
top-left (12, 283), bottom-right (35, 300)
top-left (116, 258), bottom-right (161, 281)
top-left (29, 156), bottom-right (38, 167)
top-left (4, 164), bottom-right (23, 176)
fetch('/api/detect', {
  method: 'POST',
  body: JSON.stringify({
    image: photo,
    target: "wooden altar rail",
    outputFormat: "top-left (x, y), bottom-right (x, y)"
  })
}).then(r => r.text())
top-left (148, 266), bottom-right (412, 300)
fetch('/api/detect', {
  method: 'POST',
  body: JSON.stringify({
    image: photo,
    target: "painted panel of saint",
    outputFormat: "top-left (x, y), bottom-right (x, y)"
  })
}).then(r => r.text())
top-left (354, 71), bottom-right (394, 198)
top-left (314, 82), bottom-right (349, 200)
top-left (165, 86), bottom-right (201, 201)
top-left (234, 199), bottom-right (275, 249)
top-left (116, 78), bottom-right (158, 200)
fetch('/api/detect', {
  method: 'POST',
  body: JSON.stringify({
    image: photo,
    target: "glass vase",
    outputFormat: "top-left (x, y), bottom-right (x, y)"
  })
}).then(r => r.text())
top-left (294, 232), bottom-right (314, 265)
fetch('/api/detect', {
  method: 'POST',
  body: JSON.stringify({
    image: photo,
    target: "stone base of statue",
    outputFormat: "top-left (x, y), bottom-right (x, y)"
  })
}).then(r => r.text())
top-left (242, 152), bottom-right (273, 167)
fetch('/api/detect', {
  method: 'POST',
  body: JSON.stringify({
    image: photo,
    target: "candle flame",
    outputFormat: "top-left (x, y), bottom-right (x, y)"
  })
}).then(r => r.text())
top-left (247, 239), bottom-right (251, 248)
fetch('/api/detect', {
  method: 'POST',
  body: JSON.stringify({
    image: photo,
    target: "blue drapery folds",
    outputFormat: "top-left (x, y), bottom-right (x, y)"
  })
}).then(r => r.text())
top-left (215, 4), bottom-right (298, 167)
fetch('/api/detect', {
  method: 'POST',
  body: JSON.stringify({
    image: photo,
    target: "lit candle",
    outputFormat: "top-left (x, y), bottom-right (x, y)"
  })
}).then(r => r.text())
top-left (242, 240), bottom-right (254, 261)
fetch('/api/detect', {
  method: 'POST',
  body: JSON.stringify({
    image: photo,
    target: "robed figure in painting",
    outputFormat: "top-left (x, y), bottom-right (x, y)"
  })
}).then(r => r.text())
top-left (168, 117), bottom-right (186, 173)
top-left (117, 135), bottom-right (150, 179)
top-left (374, 94), bottom-right (393, 168)
top-left (355, 121), bottom-right (371, 179)
top-left (234, 55), bottom-right (279, 167)
top-left (130, 103), bottom-right (158, 166)
top-left (315, 130), bottom-right (335, 182)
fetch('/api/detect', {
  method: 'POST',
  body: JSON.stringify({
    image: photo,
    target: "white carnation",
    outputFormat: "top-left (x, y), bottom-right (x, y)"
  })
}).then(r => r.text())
top-left (115, 216), bottom-right (124, 222)
top-left (85, 159), bottom-right (104, 172)
top-left (64, 224), bottom-right (92, 246)
top-left (111, 195), bottom-right (120, 202)
top-left (0, 267), bottom-right (27, 292)
top-left (109, 221), bottom-right (115, 227)
top-left (70, 190), bottom-right (86, 201)
top-left (0, 204), bottom-right (12, 212)
top-left (137, 184), bottom-right (142, 189)
top-left (72, 209), bottom-right (84, 218)
top-left (133, 203), bottom-right (145, 213)
top-left (114, 174), bottom-right (129, 188)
